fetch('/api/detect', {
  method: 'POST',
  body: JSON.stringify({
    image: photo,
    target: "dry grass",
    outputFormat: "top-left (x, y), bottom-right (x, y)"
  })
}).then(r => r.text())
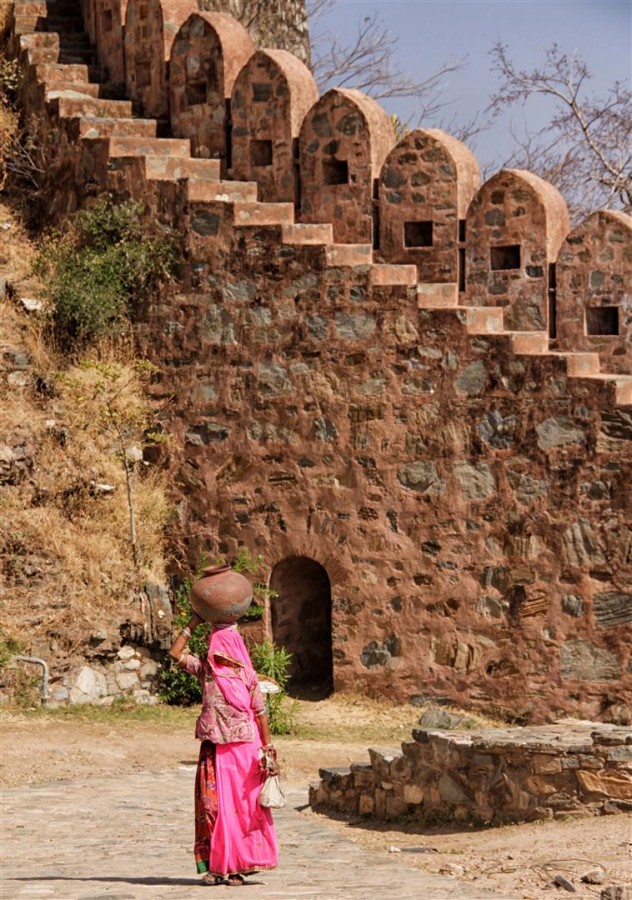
top-left (0, 211), bottom-right (171, 652)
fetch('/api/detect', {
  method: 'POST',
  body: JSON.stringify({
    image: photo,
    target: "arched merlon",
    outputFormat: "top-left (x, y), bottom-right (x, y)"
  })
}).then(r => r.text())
top-left (299, 87), bottom-right (394, 244)
top-left (557, 210), bottom-right (632, 375)
top-left (125, 0), bottom-right (198, 119)
top-left (378, 128), bottom-right (480, 282)
top-left (231, 49), bottom-right (317, 203)
top-left (465, 168), bottom-right (570, 332)
top-left (94, 1), bottom-right (128, 88)
top-left (170, 12), bottom-right (254, 164)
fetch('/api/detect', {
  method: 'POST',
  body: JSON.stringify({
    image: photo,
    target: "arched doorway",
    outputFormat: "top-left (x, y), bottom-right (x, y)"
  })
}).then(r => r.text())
top-left (270, 556), bottom-right (333, 699)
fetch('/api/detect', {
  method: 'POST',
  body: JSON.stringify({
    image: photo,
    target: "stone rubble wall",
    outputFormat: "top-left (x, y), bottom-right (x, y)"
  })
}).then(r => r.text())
top-left (310, 723), bottom-right (632, 825)
top-left (8, 2), bottom-right (632, 719)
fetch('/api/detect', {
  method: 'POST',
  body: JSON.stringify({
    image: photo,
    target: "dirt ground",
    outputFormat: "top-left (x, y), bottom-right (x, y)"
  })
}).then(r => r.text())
top-left (1, 696), bottom-right (631, 899)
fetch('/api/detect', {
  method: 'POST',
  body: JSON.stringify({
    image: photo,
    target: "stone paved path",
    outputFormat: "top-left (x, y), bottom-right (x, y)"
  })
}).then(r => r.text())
top-left (1, 767), bottom-right (501, 900)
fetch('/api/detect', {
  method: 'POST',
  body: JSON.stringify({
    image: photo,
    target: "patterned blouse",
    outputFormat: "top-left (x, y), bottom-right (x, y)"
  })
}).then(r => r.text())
top-left (182, 653), bottom-right (265, 744)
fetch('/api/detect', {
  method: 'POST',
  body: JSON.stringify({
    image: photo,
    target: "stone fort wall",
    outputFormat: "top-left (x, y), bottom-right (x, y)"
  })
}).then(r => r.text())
top-left (11, 0), bottom-right (632, 722)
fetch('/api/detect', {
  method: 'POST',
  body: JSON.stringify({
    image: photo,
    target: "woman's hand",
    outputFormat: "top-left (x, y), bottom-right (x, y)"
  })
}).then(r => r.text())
top-left (187, 611), bottom-right (204, 629)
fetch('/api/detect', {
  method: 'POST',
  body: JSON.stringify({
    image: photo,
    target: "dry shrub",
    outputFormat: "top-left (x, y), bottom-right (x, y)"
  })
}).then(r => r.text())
top-left (1, 293), bottom-right (171, 652)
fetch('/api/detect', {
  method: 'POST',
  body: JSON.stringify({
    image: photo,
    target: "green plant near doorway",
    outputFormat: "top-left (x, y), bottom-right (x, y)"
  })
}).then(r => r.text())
top-left (251, 640), bottom-right (299, 735)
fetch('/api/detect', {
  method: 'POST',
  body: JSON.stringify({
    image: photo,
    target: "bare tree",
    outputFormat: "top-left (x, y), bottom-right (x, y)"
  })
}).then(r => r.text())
top-left (307, 0), bottom-right (466, 123)
top-left (488, 41), bottom-right (632, 223)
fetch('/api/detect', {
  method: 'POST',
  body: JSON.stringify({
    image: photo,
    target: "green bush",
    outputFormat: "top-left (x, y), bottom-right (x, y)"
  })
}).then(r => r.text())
top-left (251, 640), bottom-right (298, 736)
top-left (35, 198), bottom-right (178, 347)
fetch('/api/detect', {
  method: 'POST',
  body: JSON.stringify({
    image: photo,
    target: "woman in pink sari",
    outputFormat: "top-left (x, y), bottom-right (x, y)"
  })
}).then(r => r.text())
top-left (169, 614), bottom-right (279, 886)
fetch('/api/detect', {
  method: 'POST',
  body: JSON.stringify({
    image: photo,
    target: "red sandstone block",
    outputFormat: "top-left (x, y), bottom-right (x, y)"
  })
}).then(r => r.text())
top-left (463, 306), bottom-right (505, 334)
top-left (325, 244), bottom-right (373, 267)
top-left (233, 203), bottom-right (295, 227)
top-left (281, 224), bottom-right (334, 245)
top-left (371, 264), bottom-right (418, 287)
top-left (510, 332), bottom-right (550, 355)
top-left (416, 283), bottom-right (459, 308)
top-left (553, 352), bottom-right (601, 377)
top-left (579, 374), bottom-right (632, 406)
top-left (143, 157), bottom-right (221, 183)
top-left (51, 96), bottom-right (133, 119)
top-left (34, 63), bottom-right (92, 84)
top-left (78, 118), bottom-right (158, 140)
top-left (108, 137), bottom-right (191, 159)
top-left (187, 181), bottom-right (258, 204)
top-left (45, 82), bottom-right (101, 99)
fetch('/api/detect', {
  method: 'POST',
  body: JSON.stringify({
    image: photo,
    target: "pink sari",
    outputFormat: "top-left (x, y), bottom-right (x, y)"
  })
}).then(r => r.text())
top-left (196, 625), bottom-right (278, 878)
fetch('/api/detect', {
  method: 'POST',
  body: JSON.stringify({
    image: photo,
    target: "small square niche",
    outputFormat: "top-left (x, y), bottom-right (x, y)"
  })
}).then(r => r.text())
top-left (252, 82), bottom-right (272, 103)
top-left (323, 158), bottom-right (349, 185)
top-left (186, 80), bottom-right (207, 106)
top-left (586, 306), bottom-right (619, 336)
top-left (404, 221), bottom-right (433, 248)
top-left (250, 140), bottom-right (273, 167)
top-left (491, 245), bottom-right (521, 270)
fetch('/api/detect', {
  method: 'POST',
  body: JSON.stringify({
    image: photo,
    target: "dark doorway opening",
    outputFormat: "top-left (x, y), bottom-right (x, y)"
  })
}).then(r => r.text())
top-left (270, 556), bottom-right (333, 699)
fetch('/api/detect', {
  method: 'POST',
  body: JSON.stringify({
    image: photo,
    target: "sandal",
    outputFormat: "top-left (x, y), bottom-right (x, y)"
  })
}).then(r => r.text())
top-left (201, 873), bottom-right (229, 886)
top-left (226, 874), bottom-right (248, 886)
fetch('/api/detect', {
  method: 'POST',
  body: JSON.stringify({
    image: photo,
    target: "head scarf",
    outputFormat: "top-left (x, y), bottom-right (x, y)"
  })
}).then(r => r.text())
top-left (207, 624), bottom-right (256, 712)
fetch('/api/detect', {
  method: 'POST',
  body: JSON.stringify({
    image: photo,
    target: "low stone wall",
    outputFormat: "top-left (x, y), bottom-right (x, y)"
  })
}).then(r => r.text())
top-left (310, 723), bottom-right (632, 825)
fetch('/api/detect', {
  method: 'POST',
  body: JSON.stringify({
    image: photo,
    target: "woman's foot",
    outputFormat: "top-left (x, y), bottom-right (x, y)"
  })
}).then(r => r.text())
top-left (226, 873), bottom-right (247, 886)
top-left (201, 873), bottom-right (228, 886)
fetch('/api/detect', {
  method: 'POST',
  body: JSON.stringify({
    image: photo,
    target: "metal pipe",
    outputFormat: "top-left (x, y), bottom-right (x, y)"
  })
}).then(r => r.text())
top-left (13, 656), bottom-right (49, 704)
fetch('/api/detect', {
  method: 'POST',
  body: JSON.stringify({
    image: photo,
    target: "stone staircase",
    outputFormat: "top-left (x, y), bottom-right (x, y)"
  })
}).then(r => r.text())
top-left (10, 0), bottom-right (632, 410)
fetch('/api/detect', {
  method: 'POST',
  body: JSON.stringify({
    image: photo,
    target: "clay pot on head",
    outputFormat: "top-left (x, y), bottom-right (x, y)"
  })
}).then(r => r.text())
top-left (190, 565), bottom-right (253, 624)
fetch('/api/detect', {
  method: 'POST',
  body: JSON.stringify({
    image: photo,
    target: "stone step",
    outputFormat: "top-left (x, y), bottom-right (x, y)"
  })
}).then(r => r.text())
top-left (281, 223), bottom-right (334, 245)
top-left (34, 62), bottom-right (93, 83)
top-left (143, 156), bottom-right (221, 181)
top-left (187, 180), bottom-right (258, 203)
top-left (417, 282), bottom-right (459, 307)
top-left (49, 94), bottom-right (132, 119)
top-left (371, 263), bottom-right (417, 286)
top-left (325, 244), bottom-right (372, 267)
top-left (45, 81), bottom-right (101, 99)
top-left (107, 136), bottom-right (191, 158)
top-left (551, 351), bottom-right (601, 377)
top-left (574, 373), bottom-right (632, 406)
top-left (510, 332), bottom-right (550, 354)
top-left (461, 306), bottom-right (504, 335)
top-left (233, 202), bottom-right (295, 227)
top-left (77, 117), bottom-right (158, 140)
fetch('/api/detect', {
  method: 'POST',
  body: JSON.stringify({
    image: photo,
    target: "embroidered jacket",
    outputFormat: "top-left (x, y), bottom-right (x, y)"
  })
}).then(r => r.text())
top-left (182, 654), bottom-right (265, 744)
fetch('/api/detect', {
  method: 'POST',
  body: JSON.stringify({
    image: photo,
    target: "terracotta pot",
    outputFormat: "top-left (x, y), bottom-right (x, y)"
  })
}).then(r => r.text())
top-left (189, 565), bottom-right (253, 623)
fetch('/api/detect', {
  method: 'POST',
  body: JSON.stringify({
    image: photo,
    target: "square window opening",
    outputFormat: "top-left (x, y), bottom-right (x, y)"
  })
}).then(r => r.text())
top-left (250, 139), bottom-right (273, 167)
top-left (586, 306), bottom-right (619, 336)
top-left (491, 244), bottom-right (521, 270)
top-left (136, 61), bottom-right (151, 88)
top-left (186, 80), bottom-right (207, 106)
top-left (404, 220), bottom-right (433, 248)
top-left (252, 82), bottom-right (272, 103)
top-left (323, 158), bottom-right (349, 185)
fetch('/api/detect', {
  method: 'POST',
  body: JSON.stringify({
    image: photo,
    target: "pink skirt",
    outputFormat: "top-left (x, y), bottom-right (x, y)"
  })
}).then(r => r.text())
top-left (194, 740), bottom-right (278, 877)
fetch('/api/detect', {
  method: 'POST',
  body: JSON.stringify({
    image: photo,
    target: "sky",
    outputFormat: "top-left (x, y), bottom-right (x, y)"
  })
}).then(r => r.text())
top-left (310, 0), bottom-right (632, 171)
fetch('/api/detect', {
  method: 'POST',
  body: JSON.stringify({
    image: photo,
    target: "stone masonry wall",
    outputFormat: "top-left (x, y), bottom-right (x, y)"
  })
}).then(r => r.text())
top-left (310, 722), bottom-right (632, 825)
top-left (10, 1), bottom-right (632, 722)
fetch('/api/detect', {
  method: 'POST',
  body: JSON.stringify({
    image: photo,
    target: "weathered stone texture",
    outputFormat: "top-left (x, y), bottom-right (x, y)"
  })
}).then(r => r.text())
top-left (299, 88), bottom-right (394, 243)
top-left (378, 129), bottom-right (479, 282)
top-left (310, 723), bottom-right (632, 825)
top-left (557, 210), bottom-right (632, 375)
top-left (466, 169), bottom-right (569, 330)
top-left (169, 12), bottom-right (254, 164)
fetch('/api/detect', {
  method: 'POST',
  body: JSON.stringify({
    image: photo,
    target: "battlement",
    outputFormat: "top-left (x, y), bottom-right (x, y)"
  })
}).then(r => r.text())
top-left (9, 0), bottom-right (632, 721)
